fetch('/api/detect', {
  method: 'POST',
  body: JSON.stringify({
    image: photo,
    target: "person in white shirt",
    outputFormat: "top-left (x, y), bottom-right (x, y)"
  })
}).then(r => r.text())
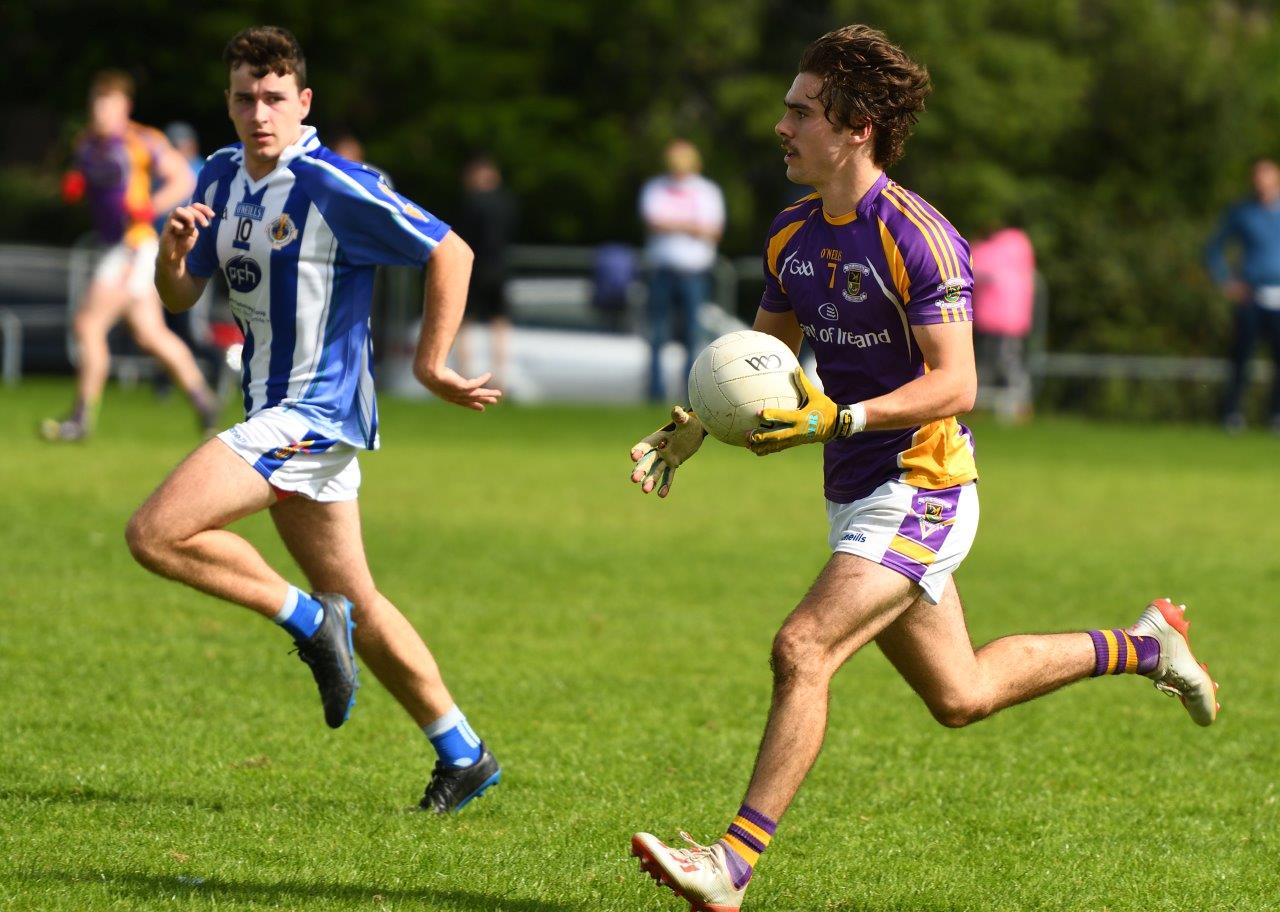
top-left (638, 140), bottom-right (725, 400)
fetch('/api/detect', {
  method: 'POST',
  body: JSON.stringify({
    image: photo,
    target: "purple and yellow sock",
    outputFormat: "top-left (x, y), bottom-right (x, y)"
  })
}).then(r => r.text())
top-left (1088, 628), bottom-right (1160, 676)
top-left (718, 805), bottom-right (776, 890)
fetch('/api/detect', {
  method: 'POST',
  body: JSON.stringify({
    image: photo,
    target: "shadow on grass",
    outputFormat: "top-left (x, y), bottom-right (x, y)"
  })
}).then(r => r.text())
top-left (0, 784), bottom-right (227, 812)
top-left (23, 870), bottom-right (586, 911)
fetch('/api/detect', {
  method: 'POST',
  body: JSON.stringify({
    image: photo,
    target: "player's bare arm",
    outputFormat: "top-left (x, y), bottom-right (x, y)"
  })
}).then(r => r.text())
top-left (154, 203), bottom-right (212, 313)
top-left (412, 230), bottom-right (501, 411)
top-left (857, 320), bottom-right (977, 430)
top-left (150, 142), bottom-right (198, 215)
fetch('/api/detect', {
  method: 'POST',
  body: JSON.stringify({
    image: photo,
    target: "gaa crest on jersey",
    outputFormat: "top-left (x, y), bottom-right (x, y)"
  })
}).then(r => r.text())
top-left (842, 262), bottom-right (869, 303)
top-left (266, 213), bottom-right (299, 249)
top-left (938, 277), bottom-right (965, 304)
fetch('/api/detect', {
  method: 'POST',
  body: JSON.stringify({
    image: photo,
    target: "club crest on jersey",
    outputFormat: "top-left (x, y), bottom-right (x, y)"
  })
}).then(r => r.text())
top-left (917, 498), bottom-right (952, 539)
top-left (938, 277), bottom-right (965, 304)
top-left (266, 214), bottom-right (299, 249)
top-left (842, 262), bottom-right (869, 303)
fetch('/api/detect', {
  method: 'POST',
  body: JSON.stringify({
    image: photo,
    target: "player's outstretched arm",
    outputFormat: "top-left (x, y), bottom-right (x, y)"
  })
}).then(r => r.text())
top-left (154, 203), bottom-right (212, 313)
top-left (629, 406), bottom-right (707, 498)
top-left (413, 230), bottom-right (501, 411)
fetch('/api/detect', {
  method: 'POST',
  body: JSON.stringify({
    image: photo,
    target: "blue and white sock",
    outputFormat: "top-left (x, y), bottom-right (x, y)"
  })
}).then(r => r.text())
top-left (422, 705), bottom-right (483, 768)
top-left (273, 585), bottom-right (325, 641)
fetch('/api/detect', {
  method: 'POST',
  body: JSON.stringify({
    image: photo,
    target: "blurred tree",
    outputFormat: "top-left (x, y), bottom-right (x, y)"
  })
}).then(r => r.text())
top-left (4, 0), bottom-right (1280, 366)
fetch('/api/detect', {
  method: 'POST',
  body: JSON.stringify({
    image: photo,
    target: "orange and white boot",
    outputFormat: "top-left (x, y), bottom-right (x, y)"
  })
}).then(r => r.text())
top-left (1130, 598), bottom-right (1219, 726)
top-left (631, 831), bottom-right (747, 912)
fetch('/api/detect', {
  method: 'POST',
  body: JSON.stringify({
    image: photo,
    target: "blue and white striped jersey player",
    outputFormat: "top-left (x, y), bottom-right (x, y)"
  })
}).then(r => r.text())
top-left (131, 26), bottom-right (501, 814)
top-left (627, 25), bottom-right (1220, 912)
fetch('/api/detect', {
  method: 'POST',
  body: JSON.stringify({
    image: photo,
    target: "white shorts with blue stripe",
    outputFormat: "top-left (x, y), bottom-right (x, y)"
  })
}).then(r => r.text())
top-left (216, 406), bottom-right (361, 502)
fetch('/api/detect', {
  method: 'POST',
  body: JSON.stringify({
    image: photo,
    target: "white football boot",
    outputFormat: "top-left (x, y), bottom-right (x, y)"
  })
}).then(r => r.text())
top-left (1129, 598), bottom-right (1219, 726)
top-left (631, 831), bottom-right (746, 912)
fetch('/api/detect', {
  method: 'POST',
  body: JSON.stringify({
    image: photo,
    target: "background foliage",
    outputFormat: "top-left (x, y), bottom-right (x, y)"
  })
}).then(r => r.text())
top-left (5, 0), bottom-right (1280, 355)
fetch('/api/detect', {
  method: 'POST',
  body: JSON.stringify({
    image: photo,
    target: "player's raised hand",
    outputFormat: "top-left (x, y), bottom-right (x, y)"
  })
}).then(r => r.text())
top-left (747, 368), bottom-right (840, 456)
top-left (419, 366), bottom-right (502, 412)
top-left (159, 203), bottom-right (215, 264)
top-left (630, 406), bottom-right (706, 498)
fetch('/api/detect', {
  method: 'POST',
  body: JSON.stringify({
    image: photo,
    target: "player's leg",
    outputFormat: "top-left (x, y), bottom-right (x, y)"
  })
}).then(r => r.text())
top-left (1263, 305), bottom-right (1280, 430)
top-left (1222, 301), bottom-right (1260, 430)
top-left (633, 554), bottom-right (916, 911)
top-left (121, 249), bottom-right (220, 433)
top-left (125, 437), bottom-right (288, 611)
top-left (647, 267), bottom-right (674, 401)
top-left (269, 495), bottom-right (501, 811)
top-left (42, 261), bottom-right (130, 440)
top-left (878, 578), bottom-right (1218, 729)
top-left (126, 436), bottom-right (361, 728)
top-left (875, 579), bottom-right (1095, 728)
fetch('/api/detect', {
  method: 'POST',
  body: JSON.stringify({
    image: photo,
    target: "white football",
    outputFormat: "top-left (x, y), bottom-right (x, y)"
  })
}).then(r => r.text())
top-left (688, 330), bottom-right (801, 446)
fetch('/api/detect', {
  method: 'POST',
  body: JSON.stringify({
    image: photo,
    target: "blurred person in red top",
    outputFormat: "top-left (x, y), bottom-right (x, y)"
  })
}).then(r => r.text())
top-left (972, 225), bottom-right (1035, 421)
top-left (43, 70), bottom-right (218, 442)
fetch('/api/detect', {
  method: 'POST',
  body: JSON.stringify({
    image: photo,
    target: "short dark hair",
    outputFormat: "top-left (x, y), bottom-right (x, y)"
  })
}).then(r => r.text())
top-left (797, 25), bottom-right (931, 168)
top-left (223, 26), bottom-right (307, 89)
top-left (89, 69), bottom-right (134, 100)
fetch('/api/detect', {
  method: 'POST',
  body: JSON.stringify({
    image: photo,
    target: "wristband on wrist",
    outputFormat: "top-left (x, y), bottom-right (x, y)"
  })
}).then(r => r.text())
top-left (835, 402), bottom-right (867, 438)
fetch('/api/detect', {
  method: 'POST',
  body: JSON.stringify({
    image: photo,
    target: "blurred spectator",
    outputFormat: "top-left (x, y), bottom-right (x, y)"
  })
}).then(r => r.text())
top-left (330, 133), bottom-right (391, 184)
top-left (1205, 156), bottom-right (1280, 433)
top-left (154, 121), bottom-right (221, 395)
top-left (454, 154), bottom-right (518, 386)
top-left (972, 225), bottom-right (1036, 422)
top-left (639, 139), bottom-right (724, 401)
top-left (165, 121), bottom-right (203, 176)
top-left (592, 243), bottom-right (639, 333)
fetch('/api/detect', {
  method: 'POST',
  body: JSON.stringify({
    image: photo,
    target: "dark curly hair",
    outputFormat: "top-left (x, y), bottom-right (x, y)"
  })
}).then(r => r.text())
top-left (798, 25), bottom-right (931, 168)
top-left (223, 26), bottom-right (307, 89)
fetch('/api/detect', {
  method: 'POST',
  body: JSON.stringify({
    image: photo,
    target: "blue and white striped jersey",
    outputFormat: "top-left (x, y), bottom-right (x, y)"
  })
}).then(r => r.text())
top-left (186, 127), bottom-right (450, 450)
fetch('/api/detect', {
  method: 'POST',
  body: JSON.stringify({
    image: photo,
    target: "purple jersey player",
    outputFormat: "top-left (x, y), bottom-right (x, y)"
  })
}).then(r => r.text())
top-left (626, 25), bottom-right (1218, 912)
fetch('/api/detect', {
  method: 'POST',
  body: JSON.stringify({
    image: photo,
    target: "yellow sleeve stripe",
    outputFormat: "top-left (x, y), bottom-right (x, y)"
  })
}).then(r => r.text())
top-left (766, 218), bottom-right (808, 281)
top-left (883, 184), bottom-right (960, 280)
top-left (779, 191), bottom-right (820, 214)
top-left (876, 218), bottom-right (912, 304)
top-left (882, 184), bottom-right (960, 282)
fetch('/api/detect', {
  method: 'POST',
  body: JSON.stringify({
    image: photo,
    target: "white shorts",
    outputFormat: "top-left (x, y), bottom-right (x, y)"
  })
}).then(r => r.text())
top-left (93, 239), bottom-right (158, 297)
top-left (827, 479), bottom-right (979, 604)
top-left (217, 407), bottom-right (361, 502)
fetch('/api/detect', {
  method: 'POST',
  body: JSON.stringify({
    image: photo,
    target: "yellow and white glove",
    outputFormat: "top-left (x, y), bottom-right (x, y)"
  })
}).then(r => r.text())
top-left (747, 368), bottom-right (866, 456)
top-left (629, 406), bottom-right (707, 498)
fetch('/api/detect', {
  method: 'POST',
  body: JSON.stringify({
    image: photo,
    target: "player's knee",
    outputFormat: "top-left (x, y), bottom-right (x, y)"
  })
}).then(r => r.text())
top-left (124, 511), bottom-right (174, 572)
top-left (770, 622), bottom-right (827, 686)
top-left (73, 310), bottom-right (104, 340)
top-left (929, 692), bottom-right (992, 729)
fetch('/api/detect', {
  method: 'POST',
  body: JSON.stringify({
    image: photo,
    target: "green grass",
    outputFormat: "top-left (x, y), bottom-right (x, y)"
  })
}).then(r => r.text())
top-left (2, 380), bottom-right (1278, 911)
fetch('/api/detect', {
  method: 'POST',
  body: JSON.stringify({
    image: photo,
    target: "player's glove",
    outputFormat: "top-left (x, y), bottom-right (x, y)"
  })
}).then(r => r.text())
top-left (629, 406), bottom-right (707, 498)
top-left (747, 367), bottom-right (866, 456)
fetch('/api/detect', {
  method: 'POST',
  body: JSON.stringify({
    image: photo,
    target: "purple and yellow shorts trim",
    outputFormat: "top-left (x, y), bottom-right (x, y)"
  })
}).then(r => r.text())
top-left (826, 479), bottom-right (979, 603)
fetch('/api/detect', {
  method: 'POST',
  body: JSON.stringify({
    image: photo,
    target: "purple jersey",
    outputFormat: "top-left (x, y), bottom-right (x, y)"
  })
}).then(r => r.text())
top-left (71, 122), bottom-right (167, 247)
top-left (760, 173), bottom-right (978, 503)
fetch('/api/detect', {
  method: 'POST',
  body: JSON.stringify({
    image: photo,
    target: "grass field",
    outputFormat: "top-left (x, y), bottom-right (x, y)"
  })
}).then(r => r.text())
top-left (2, 380), bottom-right (1278, 911)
